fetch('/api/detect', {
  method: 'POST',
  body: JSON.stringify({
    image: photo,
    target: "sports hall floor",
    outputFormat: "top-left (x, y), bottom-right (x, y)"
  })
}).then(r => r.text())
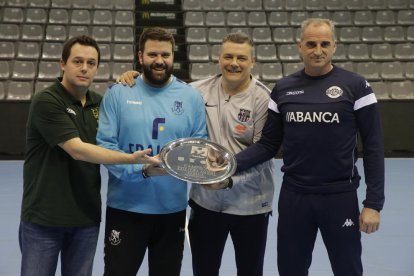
top-left (1, 159), bottom-right (413, 276)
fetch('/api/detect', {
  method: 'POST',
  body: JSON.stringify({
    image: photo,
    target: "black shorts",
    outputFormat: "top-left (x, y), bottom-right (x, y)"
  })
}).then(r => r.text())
top-left (103, 206), bottom-right (186, 276)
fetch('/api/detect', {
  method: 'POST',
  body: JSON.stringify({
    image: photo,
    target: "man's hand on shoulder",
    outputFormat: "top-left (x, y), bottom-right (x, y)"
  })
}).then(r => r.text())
top-left (116, 70), bottom-right (140, 86)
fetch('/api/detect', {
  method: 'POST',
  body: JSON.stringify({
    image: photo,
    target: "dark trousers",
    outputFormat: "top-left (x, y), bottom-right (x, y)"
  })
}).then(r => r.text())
top-left (103, 207), bottom-right (186, 276)
top-left (188, 200), bottom-right (270, 276)
top-left (277, 187), bottom-right (362, 276)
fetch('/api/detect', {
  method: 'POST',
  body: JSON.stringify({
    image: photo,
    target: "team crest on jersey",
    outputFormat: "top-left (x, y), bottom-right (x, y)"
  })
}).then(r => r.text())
top-left (238, 109), bottom-right (251, 122)
top-left (171, 101), bottom-right (184, 115)
top-left (109, 230), bottom-right (122, 246)
top-left (326, 86), bottom-right (343, 99)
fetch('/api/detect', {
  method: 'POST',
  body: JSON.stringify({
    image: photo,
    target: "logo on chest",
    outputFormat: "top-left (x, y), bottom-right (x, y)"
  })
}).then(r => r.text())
top-left (237, 109), bottom-right (251, 123)
top-left (172, 101), bottom-right (184, 115)
top-left (326, 86), bottom-right (343, 99)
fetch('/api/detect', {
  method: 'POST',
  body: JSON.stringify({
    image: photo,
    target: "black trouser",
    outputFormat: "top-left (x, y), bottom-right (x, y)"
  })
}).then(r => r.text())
top-left (277, 187), bottom-right (362, 276)
top-left (188, 200), bottom-right (270, 276)
top-left (103, 207), bottom-right (186, 276)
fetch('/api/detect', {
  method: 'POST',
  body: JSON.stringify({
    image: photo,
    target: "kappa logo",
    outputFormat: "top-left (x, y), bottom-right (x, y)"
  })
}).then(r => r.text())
top-left (109, 230), bottom-right (122, 246)
top-left (342, 219), bottom-right (355, 227)
top-left (66, 108), bottom-right (76, 116)
top-left (326, 86), bottom-right (343, 99)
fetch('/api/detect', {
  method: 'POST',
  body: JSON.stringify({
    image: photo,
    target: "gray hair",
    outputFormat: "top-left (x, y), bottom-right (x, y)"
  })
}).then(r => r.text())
top-left (299, 18), bottom-right (337, 41)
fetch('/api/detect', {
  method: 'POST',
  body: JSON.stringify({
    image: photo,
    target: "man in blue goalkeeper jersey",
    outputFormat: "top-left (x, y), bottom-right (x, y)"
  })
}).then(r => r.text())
top-left (96, 27), bottom-right (207, 276)
top-left (236, 18), bottom-right (385, 276)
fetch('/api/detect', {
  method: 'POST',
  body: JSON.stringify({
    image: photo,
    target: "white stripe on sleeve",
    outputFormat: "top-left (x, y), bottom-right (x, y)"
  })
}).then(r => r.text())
top-left (268, 99), bottom-right (279, 113)
top-left (354, 93), bottom-right (377, 111)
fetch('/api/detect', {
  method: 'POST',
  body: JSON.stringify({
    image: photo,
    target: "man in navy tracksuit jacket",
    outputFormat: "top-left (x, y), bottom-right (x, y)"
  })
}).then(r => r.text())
top-left (236, 18), bottom-right (385, 276)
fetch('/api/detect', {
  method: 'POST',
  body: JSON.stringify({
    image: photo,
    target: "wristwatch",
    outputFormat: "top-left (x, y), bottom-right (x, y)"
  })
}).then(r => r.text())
top-left (223, 177), bottom-right (233, 190)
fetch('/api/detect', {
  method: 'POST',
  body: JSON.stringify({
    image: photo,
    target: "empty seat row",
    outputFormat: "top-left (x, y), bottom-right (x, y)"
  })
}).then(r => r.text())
top-left (2, 0), bottom-right (134, 10)
top-left (184, 10), bottom-right (414, 27)
top-left (0, 60), bottom-right (133, 82)
top-left (188, 43), bottom-right (414, 63)
top-left (0, 8), bottom-right (135, 26)
top-left (0, 41), bottom-right (135, 61)
top-left (0, 24), bottom-right (135, 42)
top-left (183, 0), bottom-right (414, 11)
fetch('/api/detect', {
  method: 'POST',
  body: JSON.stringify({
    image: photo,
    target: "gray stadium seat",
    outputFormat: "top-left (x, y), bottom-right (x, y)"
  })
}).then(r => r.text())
top-left (380, 61), bottom-right (405, 80)
top-left (12, 61), bottom-right (36, 80)
top-left (90, 82), bottom-right (109, 96)
top-left (99, 44), bottom-right (111, 61)
top-left (339, 27), bottom-right (360, 42)
top-left (29, 0), bottom-right (49, 7)
top-left (384, 26), bottom-right (405, 42)
top-left (325, 0), bottom-right (345, 10)
top-left (92, 26), bottom-right (112, 42)
top-left (3, 8), bottom-right (24, 23)
top-left (227, 12), bottom-right (247, 26)
top-left (182, 0), bottom-right (202, 10)
top-left (285, 0), bottom-right (304, 10)
top-left (25, 8), bottom-right (47, 24)
top-left (244, 0), bottom-right (263, 10)
top-left (305, 0), bottom-right (324, 10)
top-left (21, 24), bottom-right (44, 41)
top-left (356, 62), bottom-right (381, 81)
top-left (114, 0), bottom-right (134, 10)
top-left (389, 81), bottom-right (414, 99)
top-left (113, 44), bottom-right (134, 61)
top-left (407, 26), bottom-right (414, 41)
top-left (361, 26), bottom-right (383, 42)
top-left (0, 82), bottom-right (5, 100)
top-left (375, 10), bottom-right (396, 25)
top-left (114, 11), bottom-right (134, 26)
top-left (190, 63), bottom-right (212, 80)
top-left (388, 0), bottom-right (408, 9)
top-left (283, 62), bottom-right (303, 76)
top-left (223, 0), bottom-right (243, 10)
top-left (6, 0), bottom-right (28, 6)
top-left (251, 62), bottom-right (260, 79)
top-left (37, 61), bottom-right (60, 80)
top-left (94, 62), bottom-right (110, 81)
top-left (248, 12), bottom-right (267, 26)
top-left (35, 81), bottom-right (54, 94)
top-left (366, 0), bottom-right (387, 9)
top-left (397, 10), bottom-right (414, 25)
top-left (332, 11), bottom-right (353, 26)
top-left (346, 0), bottom-right (367, 9)
top-left (112, 63), bottom-right (133, 80)
top-left (188, 44), bottom-right (210, 62)
top-left (290, 12), bottom-right (308, 26)
top-left (202, 0), bottom-right (223, 10)
top-left (311, 11), bottom-right (331, 20)
top-left (94, 0), bottom-right (113, 9)
top-left (348, 44), bottom-right (370, 61)
top-left (354, 11), bottom-right (374, 26)
top-left (6, 81), bottom-right (33, 100)
top-left (114, 27), bottom-right (134, 43)
top-left (278, 44), bottom-right (301, 61)
top-left (0, 42), bottom-right (15, 59)
top-left (230, 27), bottom-right (251, 36)
top-left (68, 25), bottom-right (89, 38)
top-left (42, 43), bottom-right (63, 60)
top-left (17, 42), bottom-right (40, 60)
top-left (333, 44), bottom-right (347, 61)
top-left (184, 12), bottom-right (205, 26)
top-left (0, 24), bottom-right (20, 40)
top-left (210, 44), bottom-right (220, 61)
top-left (395, 43), bottom-right (414, 60)
top-left (208, 28), bottom-right (228, 43)
top-left (93, 10), bottom-right (113, 25)
top-left (272, 27), bottom-right (295, 43)
top-left (256, 44), bottom-right (278, 62)
top-left (268, 11), bottom-right (289, 26)
top-left (405, 62), bottom-right (414, 79)
top-left (252, 27), bottom-right (272, 43)
top-left (51, 0), bottom-right (70, 8)
top-left (371, 43), bottom-right (394, 61)
top-left (261, 62), bottom-right (283, 81)
top-left (263, 0), bottom-right (283, 10)
top-left (73, 0), bottom-right (91, 9)
top-left (369, 81), bottom-right (390, 100)
top-left (45, 25), bottom-right (67, 42)
top-left (71, 10), bottom-right (91, 25)
top-left (48, 9), bottom-right (69, 24)
top-left (186, 28), bottom-right (207, 43)
top-left (0, 61), bottom-right (11, 79)
top-left (205, 12), bottom-right (226, 26)
top-left (334, 61), bottom-right (354, 72)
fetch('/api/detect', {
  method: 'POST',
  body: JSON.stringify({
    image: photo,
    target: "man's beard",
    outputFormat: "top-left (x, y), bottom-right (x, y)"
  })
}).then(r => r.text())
top-left (142, 63), bottom-right (173, 86)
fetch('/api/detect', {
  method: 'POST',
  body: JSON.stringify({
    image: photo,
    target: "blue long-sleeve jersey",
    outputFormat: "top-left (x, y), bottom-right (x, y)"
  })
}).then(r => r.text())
top-left (97, 76), bottom-right (207, 214)
top-left (236, 66), bottom-right (385, 211)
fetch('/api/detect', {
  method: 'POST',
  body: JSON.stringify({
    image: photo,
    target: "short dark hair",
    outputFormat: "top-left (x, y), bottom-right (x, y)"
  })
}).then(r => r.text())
top-left (222, 32), bottom-right (253, 47)
top-left (61, 35), bottom-right (101, 65)
top-left (138, 27), bottom-right (175, 52)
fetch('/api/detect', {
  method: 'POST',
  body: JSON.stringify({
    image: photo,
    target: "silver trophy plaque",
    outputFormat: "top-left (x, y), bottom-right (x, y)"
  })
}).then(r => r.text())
top-left (160, 138), bottom-right (237, 184)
